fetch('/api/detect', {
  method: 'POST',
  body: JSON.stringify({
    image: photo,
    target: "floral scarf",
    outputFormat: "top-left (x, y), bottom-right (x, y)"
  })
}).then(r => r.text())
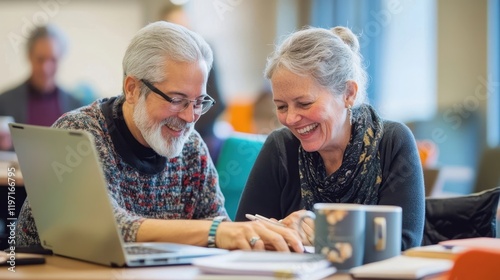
top-left (299, 104), bottom-right (384, 209)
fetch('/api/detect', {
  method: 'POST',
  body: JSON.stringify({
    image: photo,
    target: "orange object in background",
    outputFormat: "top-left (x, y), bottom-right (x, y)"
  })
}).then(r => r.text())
top-left (445, 248), bottom-right (500, 280)
top-left (417, 139), bottom-right (439, 167)
top-left (226, 102), bottom-right (254, 133)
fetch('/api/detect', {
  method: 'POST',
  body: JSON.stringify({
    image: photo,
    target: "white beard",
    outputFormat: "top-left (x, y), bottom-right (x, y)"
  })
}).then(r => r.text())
top-left (132, 94), bottom-right (192, 158)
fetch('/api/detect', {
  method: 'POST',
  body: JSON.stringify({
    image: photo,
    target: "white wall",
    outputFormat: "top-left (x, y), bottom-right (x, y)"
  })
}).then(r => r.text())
top-left (0, 0), bottom-right (143, 98)
top-left (0, 0), bottom-right (296, 106)
top-left (0, 0), bottom-right (291, 113)
top-left (187, 0), bottom-right (278, 104)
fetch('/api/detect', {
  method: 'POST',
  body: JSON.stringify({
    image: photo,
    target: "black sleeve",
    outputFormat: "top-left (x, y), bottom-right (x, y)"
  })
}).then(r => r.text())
top-left (235, 129), bottom-right (301, 221)
top-left (379, 122), bottom-right (425, 250)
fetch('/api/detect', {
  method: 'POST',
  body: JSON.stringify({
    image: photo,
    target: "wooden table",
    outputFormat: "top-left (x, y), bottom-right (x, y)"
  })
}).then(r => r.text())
top-left (1, 254), bottom-right (354, 280)
top-left (0, 254), bottom-right (452, 280)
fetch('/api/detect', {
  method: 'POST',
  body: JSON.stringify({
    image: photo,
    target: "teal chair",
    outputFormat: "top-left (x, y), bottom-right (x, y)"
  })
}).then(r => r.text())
top-left (215, 132), bottom-right (266, 220)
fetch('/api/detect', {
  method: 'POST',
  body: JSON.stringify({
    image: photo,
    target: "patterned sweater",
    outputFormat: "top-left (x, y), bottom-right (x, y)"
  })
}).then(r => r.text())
top-left (16, 96), bottom-right (228, 246)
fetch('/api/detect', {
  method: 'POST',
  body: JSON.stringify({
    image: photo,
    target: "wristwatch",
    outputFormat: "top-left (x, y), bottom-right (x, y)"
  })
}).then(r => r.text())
top-left (207, 216), bottom-right (226, 248)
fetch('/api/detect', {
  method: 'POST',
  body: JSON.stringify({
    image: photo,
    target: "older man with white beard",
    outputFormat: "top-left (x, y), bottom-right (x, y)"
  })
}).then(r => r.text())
top-left (15, 21), bottom-right (304, 253)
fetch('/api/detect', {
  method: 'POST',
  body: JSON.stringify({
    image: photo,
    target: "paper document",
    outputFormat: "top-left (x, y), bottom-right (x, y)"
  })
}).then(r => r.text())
top-left (192, 250), bottom-right (336, 280)
top-left (403, 244), bottom-right (467, 260)
top-left (349, 255), bottom-right (453, 279)
top-left (439, 237), bottom-right (500, 252)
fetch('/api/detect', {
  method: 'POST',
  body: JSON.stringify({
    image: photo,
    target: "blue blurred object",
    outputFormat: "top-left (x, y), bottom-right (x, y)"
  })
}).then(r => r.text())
top-left (407, 110), bottom-right (483, 195)
top-left (72, 82), bottom-right (98, 105)
top-left (215, 133), bottom-right (266, 220)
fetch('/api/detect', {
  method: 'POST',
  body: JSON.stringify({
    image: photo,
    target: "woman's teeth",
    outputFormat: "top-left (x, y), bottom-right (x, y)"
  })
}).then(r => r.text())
top-left (297, 123), bottom-right (318, 135)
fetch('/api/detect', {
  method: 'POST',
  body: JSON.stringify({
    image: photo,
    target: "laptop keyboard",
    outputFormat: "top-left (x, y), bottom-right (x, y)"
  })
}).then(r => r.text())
top-left (126, 246), bottom-right (172, 255)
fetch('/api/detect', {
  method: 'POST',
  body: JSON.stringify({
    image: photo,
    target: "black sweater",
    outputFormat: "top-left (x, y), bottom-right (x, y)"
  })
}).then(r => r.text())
top-left (236, 121), bottom-right (424, 250)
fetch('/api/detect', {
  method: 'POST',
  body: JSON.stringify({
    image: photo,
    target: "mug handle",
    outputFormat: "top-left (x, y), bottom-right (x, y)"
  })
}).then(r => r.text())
top-left (298, 210), bottom-right (316, 245)
top-left (374, 217), bottom-right (386, 251)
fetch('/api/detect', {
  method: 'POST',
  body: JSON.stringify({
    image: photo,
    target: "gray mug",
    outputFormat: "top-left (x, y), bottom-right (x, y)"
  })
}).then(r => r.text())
top-left (362, 205), bottom-right (402, 264)
top-left (300, 203), bottom-right (366, 272)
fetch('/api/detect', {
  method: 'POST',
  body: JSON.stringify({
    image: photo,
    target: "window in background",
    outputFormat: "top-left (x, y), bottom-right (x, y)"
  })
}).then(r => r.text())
top-left (311, 0), bottom-right (384, 110)
top-left (488, 0), bottom-right (500, 147)
top-left (310, 0), bottom-right (436, 124)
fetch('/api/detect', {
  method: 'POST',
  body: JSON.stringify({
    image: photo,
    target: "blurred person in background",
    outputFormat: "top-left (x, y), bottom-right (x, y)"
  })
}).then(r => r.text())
top-left (0, 25), bottom-right (84, 150)
top-left (162, 4), bottom-right (226, 162)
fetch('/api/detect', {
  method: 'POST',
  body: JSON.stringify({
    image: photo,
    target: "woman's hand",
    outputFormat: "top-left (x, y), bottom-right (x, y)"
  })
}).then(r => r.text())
top-left (215, 221), bottom-right (304, 252)
top-left (279, 210), bottom-right (315, 246)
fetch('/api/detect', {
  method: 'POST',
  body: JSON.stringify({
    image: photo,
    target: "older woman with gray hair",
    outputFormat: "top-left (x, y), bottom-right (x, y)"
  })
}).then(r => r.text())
top-left (236, 26), bottom-right (424, 250)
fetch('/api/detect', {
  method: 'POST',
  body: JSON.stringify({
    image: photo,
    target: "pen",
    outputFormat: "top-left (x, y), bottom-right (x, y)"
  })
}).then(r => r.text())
top-left (245, 214), bottom-right (286, 227)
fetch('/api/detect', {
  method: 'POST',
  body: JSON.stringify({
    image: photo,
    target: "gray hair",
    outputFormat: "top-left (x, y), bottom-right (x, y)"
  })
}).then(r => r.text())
top-left (122, 21), bottom-right (213, 96)
top-left (265, 26), bottom-right (368, 107)
top-left (26, 25), bottom-right (67, 56)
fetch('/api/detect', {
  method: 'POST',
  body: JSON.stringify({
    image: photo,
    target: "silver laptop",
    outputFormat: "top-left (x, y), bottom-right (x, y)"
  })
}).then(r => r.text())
top-left (9, 123), bottom-right (227, 267)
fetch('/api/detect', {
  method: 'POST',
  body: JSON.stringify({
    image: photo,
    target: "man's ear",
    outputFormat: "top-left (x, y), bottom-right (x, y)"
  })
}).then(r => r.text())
top-left (344, 80), bottom-right (358, 107)
top-left (123, 76), bottom-right (141, 104)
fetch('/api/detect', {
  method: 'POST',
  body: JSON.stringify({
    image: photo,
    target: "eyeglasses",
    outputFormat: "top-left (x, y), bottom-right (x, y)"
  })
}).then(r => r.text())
top-left (141, 79), bottom-right (215, 115)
